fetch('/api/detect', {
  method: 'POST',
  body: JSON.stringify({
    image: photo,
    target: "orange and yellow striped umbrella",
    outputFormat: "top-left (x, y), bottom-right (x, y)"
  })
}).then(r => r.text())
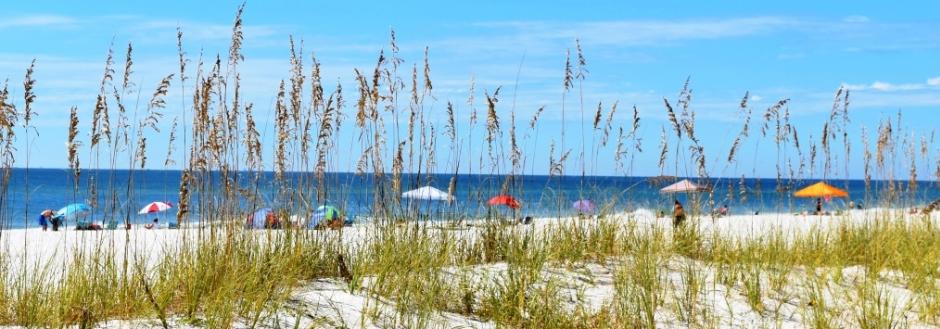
top-left (793, 181), bottom-right (848, 198)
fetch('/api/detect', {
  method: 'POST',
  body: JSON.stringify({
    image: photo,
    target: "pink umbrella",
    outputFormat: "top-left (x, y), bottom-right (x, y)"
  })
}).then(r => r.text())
top-left (138, 201), bottom-right (173, 215)
top-left (659, 179), bottom-right (708, 194)
top-left (572, 200), bottom-right (596, 213)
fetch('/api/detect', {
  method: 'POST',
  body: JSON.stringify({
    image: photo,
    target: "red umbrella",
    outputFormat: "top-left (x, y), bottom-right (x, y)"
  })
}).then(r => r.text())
top-left (488, 195), bottom-right (521, 209)
top-left (138, 201), bottom-right (173, 215)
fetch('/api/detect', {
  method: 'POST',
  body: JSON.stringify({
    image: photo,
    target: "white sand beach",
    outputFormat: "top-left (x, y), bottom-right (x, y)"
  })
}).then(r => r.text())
top-left (1, 208), bottom-right (938, 328)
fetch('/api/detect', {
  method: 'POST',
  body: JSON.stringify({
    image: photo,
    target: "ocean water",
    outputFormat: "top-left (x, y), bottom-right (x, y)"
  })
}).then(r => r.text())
top-left (0, 168), bottom-right (937, 229)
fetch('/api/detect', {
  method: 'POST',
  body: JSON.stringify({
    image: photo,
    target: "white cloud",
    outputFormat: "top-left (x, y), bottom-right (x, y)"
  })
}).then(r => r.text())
top-left (842, 15), bottom-right (870, 23)
top-left (0, 14), bottom-right (76, 29)
top-left (872, 81), bottom-right (924, 91)
top-left (927, 76), bottom-right (940, 86)
top-left (131, 19), bottom-right (283, 44)
top-left (777, 52), bottom-right (805, 60)
top-left (471, 17), bottom-right (799, 48)
top-left (843, 80), bottom-right (931, 92)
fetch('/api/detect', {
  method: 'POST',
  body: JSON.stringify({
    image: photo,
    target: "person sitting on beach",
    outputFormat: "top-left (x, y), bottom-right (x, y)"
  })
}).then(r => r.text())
top-left (517, 216), bottom-right (533, 225)
top-left (265, 212), bottom-right (281, 229)
top-left (719, 204), bottom-right (729, 217)
top-left (815, 198), bottom-right (823, 215)
top-left (145, 218), bottom-right (158, 229)
top-left (673, 200), bottom-right (686, 228)
top-left (38, 209), bottom-right (53, 231)
top-left (326, 215), bottom-right (345, 230)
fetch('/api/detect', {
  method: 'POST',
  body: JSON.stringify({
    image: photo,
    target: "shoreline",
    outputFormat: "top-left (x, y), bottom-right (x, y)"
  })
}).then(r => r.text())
top-left (2, 207), bottom-right (935, 266)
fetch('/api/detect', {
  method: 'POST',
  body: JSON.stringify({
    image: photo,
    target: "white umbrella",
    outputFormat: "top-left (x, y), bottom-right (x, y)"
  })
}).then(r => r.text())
top-left (401, 186), bottom-right (454, 202)
top-left (659, 179), bottom-right (708, 194)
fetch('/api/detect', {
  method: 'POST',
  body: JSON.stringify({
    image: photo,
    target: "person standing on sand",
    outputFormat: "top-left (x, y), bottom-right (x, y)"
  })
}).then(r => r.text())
top-left (673, 200), bottom-right (686, 228)
top-left (815, 198), bottom-right (823, 215)
top-left (38, 209), bottom-right (53, 231)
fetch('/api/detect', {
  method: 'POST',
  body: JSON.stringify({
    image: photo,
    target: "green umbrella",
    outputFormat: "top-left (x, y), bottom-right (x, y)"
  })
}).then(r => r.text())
top-left (309, 205), bottom-right (342, 228)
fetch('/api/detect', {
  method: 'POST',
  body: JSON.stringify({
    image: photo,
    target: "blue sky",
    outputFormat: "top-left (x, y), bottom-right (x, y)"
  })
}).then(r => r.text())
top-left (1, 1), bottom-right (939, 179)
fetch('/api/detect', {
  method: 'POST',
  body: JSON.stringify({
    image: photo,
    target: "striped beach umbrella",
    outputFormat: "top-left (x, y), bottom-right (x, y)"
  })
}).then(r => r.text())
top-left (138, 201), bottom-right (173, 215)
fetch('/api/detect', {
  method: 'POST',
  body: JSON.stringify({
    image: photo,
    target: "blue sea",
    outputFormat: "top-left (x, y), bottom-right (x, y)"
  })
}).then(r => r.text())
top-left (1, 168), bottom-right (937, 229)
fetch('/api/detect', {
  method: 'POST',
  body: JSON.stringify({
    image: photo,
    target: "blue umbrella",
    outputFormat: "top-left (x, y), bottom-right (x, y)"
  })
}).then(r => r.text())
top-left (54, 203), bottom-right (92, 225)
top-left (309, 205), bottom-right (342, 229)
top-left (247, 208), bottom-right (274, 229)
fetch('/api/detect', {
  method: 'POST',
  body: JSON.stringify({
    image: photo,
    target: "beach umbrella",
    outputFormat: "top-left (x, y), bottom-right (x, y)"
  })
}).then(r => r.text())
top-left (247, 208), bottom-right (274, 229)
top-left (573, 199), bottom-right (596, 213)
top-left (793, 182), bottom-right (848, 198)
top-left (401, 186), bottom-right (454, 202)
top-left (138, 201), bottom-right (173, 215)
top-left (488, 195), bottom-right (521, 209)
top-left (659, 179), bottom-right (708, 194)
top-left (54, 203), bottom-right (92, 225)
top-left (309, 205), bottom-right (342, 228)
top-left (55, 203), bottom-right (91, 219)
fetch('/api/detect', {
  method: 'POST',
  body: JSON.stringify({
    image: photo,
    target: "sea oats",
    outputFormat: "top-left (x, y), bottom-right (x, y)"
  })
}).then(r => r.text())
top-left (614, 126), bottom-right (626, 173)
top-left (445, 101), bottom-right (456, 145)
top-left (274, 80), bottom-right (288, 181)
top-left (593, 101), bottom-right (603, 130)
top-left (663, 98), bottom-right (681, 139)
top-left (68, 106), bottom-right (81, 181)
top-left (485, 87), bottom-right (501, 167)
top-left (21, 59), bottom-right (36, 128)
top-left (600, 101), bottom-right (619, 146)
top-left (121, 43), bottom-right (134, 92)
top-left (229, 2), bottom-right (246, 64)
top-left (165, 117), bottom-right (178, 168)
top-left (658, 126), bottom-right (668, 174)
top-left (528, 106), bottom-right (544, 131)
